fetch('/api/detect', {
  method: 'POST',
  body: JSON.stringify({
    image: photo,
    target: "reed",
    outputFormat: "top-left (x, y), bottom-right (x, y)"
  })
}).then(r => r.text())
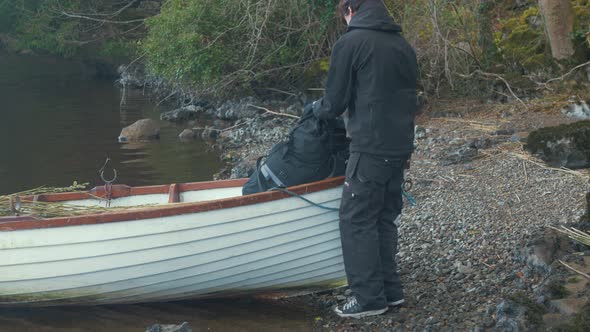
top-left (0, 183), bottom-right (113, 218)
top-left (549, 226), bottom-right (590, 247)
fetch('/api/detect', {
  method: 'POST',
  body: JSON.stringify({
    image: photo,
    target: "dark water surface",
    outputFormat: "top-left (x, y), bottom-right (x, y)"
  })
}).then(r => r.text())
top-left (0, 54), bottom-right (311, 331)
top-left (0, 299), bottom-right (311, 332)
top-left (0, 53), bottom-right (222, 194)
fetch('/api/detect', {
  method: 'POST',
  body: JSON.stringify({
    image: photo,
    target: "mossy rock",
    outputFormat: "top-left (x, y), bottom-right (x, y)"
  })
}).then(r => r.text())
top-left (525, 121), bottom-right (590, 168)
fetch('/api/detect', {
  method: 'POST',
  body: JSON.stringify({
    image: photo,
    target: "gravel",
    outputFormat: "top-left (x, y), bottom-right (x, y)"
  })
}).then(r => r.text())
top-left (213, 103), bottom-right (590, 331)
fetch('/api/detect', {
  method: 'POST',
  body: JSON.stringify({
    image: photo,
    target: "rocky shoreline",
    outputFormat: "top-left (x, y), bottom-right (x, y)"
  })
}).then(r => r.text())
top-left (302, 105), bottom-right (590, 331)
top-left (118, 65), bottom-right (590, 331)
top-left (153, 97), bottom-right (590, 332)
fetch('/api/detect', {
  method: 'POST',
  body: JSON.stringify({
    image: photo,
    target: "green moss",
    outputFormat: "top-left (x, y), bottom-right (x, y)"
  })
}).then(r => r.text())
top-left (520, 7), bottom-right (540, 25)
top-left (507, 292), bottom-right (547, 326)
top-left (548, 280), bottom-right (571, 299)
top-left (495, 1), bottom-right (590, 70)
top-left (568, 276), bottom-right (581, 283)
top-left (496, 7), bottom-right (548, 71)
top-left (572, 1), bottom-right (590, 58)
top-left (303, 58), bottom-right (330, 90)
top-left (525, 121), bottom-right (590, 166)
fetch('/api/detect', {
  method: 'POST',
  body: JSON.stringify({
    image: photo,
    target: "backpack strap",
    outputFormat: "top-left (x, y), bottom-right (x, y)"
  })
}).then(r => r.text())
top-left (255, 156), bottom-right (267, 193)
top-left (260, 163), bottom-right (286, 187)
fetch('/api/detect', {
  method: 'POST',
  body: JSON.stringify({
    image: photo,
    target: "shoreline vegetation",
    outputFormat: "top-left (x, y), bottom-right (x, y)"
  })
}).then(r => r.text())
top-left (2, 0), bottom-right (590, 330)
top-left (1, 1), bottom-right (589, 101)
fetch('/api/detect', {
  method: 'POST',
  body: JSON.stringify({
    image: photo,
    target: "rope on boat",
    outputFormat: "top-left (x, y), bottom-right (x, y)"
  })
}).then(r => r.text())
top-left (269, 185), bottom-right (417, 212)
top-left (269, 187), bottom-right (340, 211)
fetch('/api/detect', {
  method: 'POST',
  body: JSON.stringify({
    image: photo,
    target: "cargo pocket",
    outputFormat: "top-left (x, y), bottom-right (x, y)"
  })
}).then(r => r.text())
top-left (340, 152), bottom-right (371, 222)
top-left (356, 154), bottom-right (398, 185)
top-left (345, 153), bottom-right (360, 180)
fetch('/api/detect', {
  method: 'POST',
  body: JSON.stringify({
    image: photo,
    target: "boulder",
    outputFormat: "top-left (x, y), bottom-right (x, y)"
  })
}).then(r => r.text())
top-left (515, 229), bottom-right (572, 277)
top-left (525, 121), bottom-right (590, 168)
top-left (178, 129), bottom-right (195, 141)
top-left (215, 97), bottom-right (259, 120)
top-left (118, 119), bottom-right (160, 143)
top-left (160, 105), bottom-right (204, 122)
top-left (200, 127), bottom-right (219, 140)
top-left (18, 49), bottom-right (34, 56)
top-left (145, 322), bottom-right (192, 332)
top-left (440, 145), bottom-right (479, 166)
top-left (562, 101), bottom-right (590, 120)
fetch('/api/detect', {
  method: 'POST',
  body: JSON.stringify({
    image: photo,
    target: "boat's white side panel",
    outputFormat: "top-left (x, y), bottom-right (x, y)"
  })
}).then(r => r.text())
top-left (0, 186), bottom-right (346, 306)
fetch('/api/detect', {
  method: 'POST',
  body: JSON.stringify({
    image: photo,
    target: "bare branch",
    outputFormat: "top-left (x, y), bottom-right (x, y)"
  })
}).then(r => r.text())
top-left (247, 104), bottom-right (300, 119)
top-left (262, 88), bottom-right (298, 97)
top-left (60, 11), bottom-right (146, 24)
top-left (459, 70), bottom-right (529, 110)
top-left (61, 0), bottom-right (139, 18)
top-left (542, 60), bottom-right (590, 87)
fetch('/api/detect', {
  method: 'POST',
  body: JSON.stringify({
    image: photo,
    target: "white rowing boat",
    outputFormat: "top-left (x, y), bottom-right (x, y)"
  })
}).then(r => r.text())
top-left (0, 178), bottom-right (346, 307)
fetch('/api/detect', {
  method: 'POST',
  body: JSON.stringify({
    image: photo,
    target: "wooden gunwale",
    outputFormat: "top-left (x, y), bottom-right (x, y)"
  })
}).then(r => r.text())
top-left (0, 177), bottom-right (344, 232)
top-left (29, 179), bottom-right (250, 202)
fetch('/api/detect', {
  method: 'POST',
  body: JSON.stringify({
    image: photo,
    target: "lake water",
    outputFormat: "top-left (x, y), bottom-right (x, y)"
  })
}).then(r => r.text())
top-left (0, 54), bottom-right (311, 331)
top-left (0, 53), bottom-right (222, 195)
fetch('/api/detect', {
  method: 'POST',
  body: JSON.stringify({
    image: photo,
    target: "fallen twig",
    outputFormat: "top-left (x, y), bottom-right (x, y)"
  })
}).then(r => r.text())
top-left (558, 260), bottom-right (590, 280)
top-left (221, 119), bottom-right (254, 132)
top-left (549, 226), bottom-right (590, 247)
top-left (247, 104), bottom-right (300, 119)
top-left (506, 152), bottom-right (588, 180)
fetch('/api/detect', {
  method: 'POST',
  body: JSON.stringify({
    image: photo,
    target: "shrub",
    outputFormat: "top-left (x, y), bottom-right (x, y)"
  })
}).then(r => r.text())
top-left (142, 0), bottom-right (339, 96)
top-left (384, 0), bottom-right (486, 97)
top-left (2, 0), bottom-right (148, 58)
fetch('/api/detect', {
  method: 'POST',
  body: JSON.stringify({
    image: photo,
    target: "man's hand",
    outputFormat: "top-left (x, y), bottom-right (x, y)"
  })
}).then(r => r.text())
top-left (303, 101), bottom-right (314, 115)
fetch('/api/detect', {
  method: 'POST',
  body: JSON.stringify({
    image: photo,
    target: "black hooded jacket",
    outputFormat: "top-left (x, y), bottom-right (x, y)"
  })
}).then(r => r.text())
top-left (313, 0), bottom-right (418, 157)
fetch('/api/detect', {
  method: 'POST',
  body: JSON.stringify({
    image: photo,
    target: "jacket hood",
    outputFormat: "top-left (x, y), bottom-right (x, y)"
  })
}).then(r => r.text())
top-left (347, 0), bottom-right (401, 33)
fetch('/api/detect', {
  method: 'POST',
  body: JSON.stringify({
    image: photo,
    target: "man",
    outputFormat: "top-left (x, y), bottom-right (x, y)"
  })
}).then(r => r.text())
top-left (312, 0), bottom-right (418, 319)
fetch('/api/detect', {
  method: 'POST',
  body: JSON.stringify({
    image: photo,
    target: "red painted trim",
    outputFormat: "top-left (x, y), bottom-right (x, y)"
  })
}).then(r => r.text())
top-left (0, 177), bottom-right (344, 232)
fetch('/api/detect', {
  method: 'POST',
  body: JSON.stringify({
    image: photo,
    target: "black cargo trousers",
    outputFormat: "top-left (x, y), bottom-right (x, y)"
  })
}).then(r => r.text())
top-left (339, 152), bottom-right (407, 310)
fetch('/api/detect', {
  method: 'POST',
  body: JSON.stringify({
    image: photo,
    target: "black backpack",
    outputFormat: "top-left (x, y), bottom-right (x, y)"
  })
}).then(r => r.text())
top-left (242, 107), bottom-right (349, 195)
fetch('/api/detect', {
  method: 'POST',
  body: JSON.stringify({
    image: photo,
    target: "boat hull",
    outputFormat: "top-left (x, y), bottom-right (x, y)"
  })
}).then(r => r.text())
top-left (0, 180), bottom-right (346, 307)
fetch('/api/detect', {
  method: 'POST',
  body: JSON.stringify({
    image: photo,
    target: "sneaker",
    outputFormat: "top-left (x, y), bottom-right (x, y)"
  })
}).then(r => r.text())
top-left (334, 297), bottom-right (388, 319)
top-left (387, 298), bottom-right (405, 307)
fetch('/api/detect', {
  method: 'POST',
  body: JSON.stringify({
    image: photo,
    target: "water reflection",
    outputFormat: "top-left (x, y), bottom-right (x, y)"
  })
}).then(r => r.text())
top-left (0, 54), bottom-right (311, 331)
top-left (0, 299), bottom-right (311, 332)
top-left (0, 54), bottom-right (222, 195)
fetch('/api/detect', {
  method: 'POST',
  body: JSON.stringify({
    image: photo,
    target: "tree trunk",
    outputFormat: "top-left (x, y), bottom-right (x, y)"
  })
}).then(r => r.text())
top-left (538, 0), bottom-right (575, 60)
top-left (478, 0), bottom-right (495, 67)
